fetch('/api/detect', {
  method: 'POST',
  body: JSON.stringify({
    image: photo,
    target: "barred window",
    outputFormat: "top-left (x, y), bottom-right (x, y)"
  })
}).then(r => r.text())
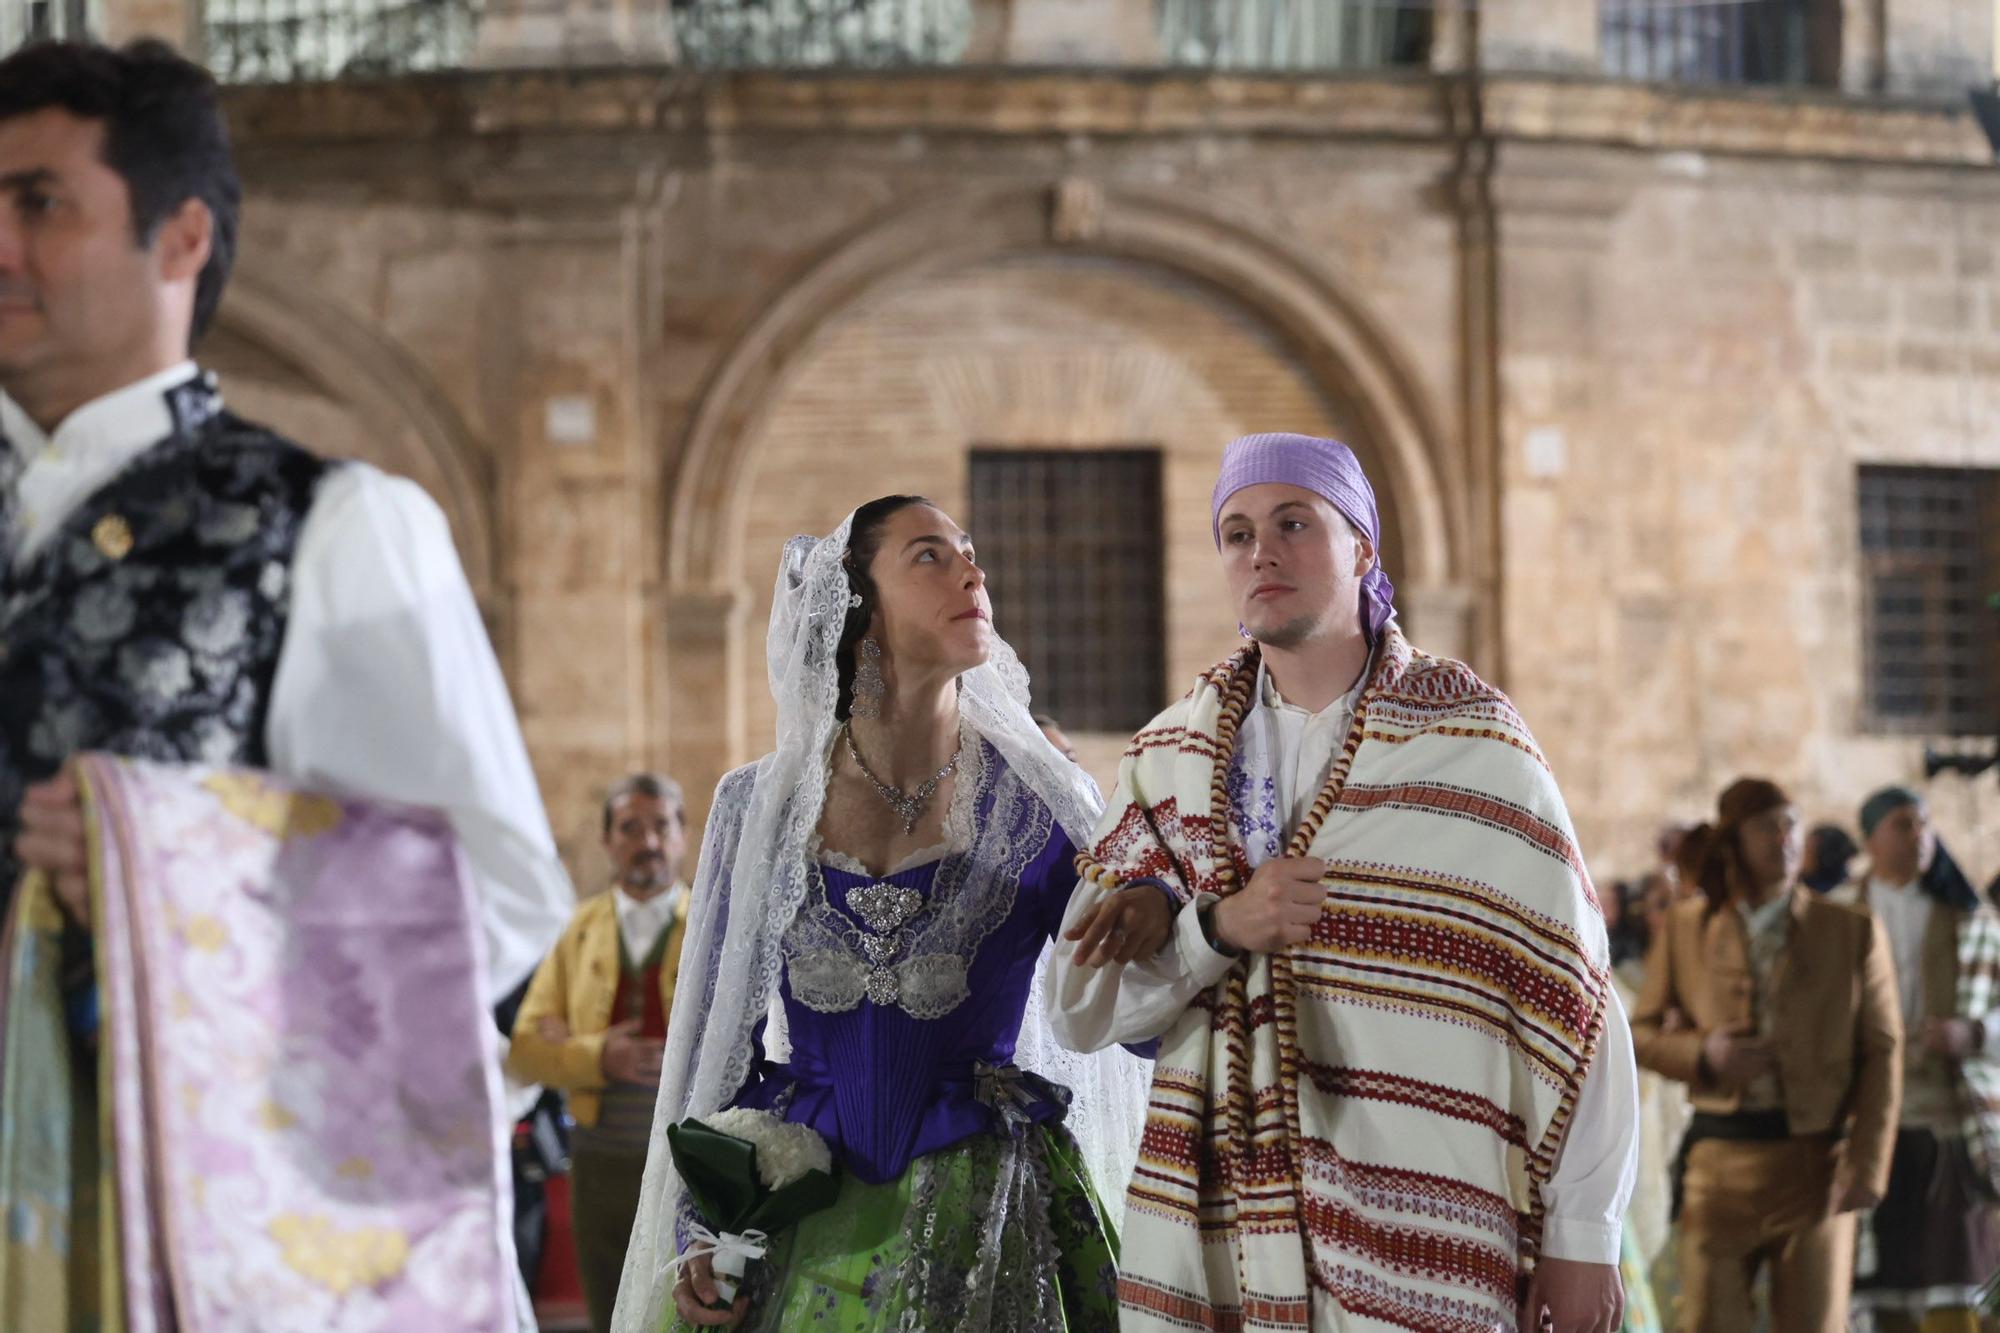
top-left (1600, 0), bottom-right (1835, 86)
top-left (1858, 465), bottom-right (2000, 735)
top-left (968, 448), bottom-right (1165, 734)
top-left (3, 0), bottom-right (92, 48)
top-left (1157, 0), bottom-right (1431, 73)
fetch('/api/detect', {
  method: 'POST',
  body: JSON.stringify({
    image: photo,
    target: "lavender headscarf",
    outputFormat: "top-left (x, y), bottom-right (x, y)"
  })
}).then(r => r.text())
top-left (1211, 432), bottom-right (1397, 642)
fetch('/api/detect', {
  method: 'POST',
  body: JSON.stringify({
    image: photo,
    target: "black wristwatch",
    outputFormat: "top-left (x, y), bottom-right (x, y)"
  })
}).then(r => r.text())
top-left (1196, 900), bottom-right (1241, 957)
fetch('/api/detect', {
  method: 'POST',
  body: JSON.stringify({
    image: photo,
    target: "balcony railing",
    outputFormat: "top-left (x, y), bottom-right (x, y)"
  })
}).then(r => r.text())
top-left (1601, 0), bottom-right (1823, 86)
top-left (1, 0), bottom-right (95, 50)
top-left (183, 0), bottom-right (1428, 83)
top-left (201, 0), bottom-right (484, 82)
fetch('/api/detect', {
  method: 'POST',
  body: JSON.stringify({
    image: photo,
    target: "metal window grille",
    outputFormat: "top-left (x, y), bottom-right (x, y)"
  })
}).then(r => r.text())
top-left (1858, 465), bottom-right (2000, 736)
top-left (670, 0), bottom-right (971, 68)
top-left (1601, 0), bottom-right (1821, 85)
top-left (968, 448), bottom-right (1165, 734)
top-left (2, 0), bottom-right (95, 50)
top-left (1157, 0), bottom-right (1429, 72)
top-left (202, 0), bottom-right (485, 83)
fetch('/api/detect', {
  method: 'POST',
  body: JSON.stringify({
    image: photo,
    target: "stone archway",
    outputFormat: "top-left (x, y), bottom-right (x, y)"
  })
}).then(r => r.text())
top-left (659, 180), bottom-right (1468, 802)
top-left (208, 257), bottom-right (499, 600)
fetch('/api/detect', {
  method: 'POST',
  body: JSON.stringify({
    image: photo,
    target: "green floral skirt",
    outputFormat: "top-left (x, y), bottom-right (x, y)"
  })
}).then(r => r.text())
top-left (667, 1124), bottom-right (1119, 1332)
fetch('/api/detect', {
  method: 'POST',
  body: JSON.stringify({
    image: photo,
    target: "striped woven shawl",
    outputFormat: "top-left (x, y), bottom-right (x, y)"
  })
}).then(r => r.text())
top-left (1082, 630), bottom-right (1611, 1332)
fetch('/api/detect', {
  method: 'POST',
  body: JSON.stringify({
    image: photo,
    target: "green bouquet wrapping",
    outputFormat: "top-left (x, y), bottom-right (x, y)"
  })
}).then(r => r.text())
top-left (667, 1107), bottom-right (841, 1307)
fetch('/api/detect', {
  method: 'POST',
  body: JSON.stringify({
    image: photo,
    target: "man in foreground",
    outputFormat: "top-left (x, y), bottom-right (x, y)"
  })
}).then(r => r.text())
top-left (0, 38), bottom-right (571, 1325)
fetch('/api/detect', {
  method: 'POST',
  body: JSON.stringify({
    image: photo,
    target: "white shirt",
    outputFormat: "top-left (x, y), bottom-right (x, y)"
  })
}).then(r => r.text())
top-left (612, 883), bottom-right (687, 964)
top-left (1047, 660), bottom-right (1640, 1265)
top-left (0, 368), bottom-right (575, 1004)
top-left (1261, 661), bottom-right (1368, 832)
top-left (1850, 873), bottom-right (2000, 1130)
top-left (1867, 876), bottom-right (1933, 1030)
top-left (1734, 892), bottom-right (1792, 1111)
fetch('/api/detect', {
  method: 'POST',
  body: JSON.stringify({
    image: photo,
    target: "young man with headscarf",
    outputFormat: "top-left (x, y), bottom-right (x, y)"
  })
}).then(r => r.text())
top-left (1831, 786), bottom-right (2000, 1333)
top-left (1634, 777), bottom-right (1902, 1333)
top-left (1047, 433), bottom-right (1639, 1333)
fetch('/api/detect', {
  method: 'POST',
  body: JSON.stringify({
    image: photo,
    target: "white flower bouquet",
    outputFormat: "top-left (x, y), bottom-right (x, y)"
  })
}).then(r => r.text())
top-left (668, 1107), bottom-right (839, 1307)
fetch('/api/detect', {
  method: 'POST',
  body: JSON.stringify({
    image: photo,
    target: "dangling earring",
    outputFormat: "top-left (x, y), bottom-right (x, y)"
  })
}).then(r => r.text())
top-left (851, 637), bottom-right (885, 719)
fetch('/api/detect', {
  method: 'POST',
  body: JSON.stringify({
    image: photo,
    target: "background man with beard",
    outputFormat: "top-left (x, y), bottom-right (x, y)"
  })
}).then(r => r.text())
top-left (510, 773), bottom-right (693, 1333)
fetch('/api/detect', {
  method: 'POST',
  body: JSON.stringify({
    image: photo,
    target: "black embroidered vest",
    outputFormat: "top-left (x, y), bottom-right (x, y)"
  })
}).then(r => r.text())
top-left (0, 376), bottom-right (330, 906)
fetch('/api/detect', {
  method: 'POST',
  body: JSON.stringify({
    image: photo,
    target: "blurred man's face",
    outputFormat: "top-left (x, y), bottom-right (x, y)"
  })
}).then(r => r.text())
top-left (1040, 720), bottom-right (1077, 763)
top-left (605, 792), bottom-right (685, 899)
top-left (1867, 802), bottom-right (1934, 887)
top-left (1736, 804), bottom-right (1803, 894)
top-left (0, 110), bottom-right (173, 412)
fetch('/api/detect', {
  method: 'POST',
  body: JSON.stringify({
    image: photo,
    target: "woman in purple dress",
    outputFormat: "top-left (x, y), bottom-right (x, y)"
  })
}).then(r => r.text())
top-left (613, 496), bottom-right (1150, 1333)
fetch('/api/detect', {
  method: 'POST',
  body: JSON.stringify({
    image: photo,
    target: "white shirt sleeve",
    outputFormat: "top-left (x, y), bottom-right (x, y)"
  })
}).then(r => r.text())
top-left (1044, 884), bottom-right (1241, 1052)
top-left (267, 464), bottom-right (575, 1005)
top-left (1539, 984), bottom-right (1640, 1264)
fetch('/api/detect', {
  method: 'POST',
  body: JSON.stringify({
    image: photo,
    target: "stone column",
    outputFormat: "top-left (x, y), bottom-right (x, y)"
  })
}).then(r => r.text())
top-left (1428, 0), bottom-right (1472, 72)
top-left (1485, 150), bottom-right (1639, 840)
top-left (1473, 0), bottom-right (1599, 75)
top-left (659, 587), bottom-right (747, 835)
top-left (964, 0), bottom-right (1010, 62)
top-left (475, 0), bottom-right (675, 67)
top-left (1881, 0), bottom-right (1995, 96)
top-left (987, 0), bottom-right (1159, 64)
top-left (1398, 584), bottom-right (1479, 666)
top-left (100, 0), bottom-right (197, 47)
top-left (1835, 0), bottom-right (1883, 92)
top-left (466, 162), bottom-right (665, 870)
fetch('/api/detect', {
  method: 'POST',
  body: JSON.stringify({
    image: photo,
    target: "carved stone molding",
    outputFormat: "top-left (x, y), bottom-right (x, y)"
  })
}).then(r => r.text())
top-left (663, 182), bottom-right (1464, 600)
top-left (218, 258), bottom-right (497, 598)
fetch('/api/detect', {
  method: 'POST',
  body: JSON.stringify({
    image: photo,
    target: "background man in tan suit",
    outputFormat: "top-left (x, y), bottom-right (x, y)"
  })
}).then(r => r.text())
top-left (510, 774), bottom-right (691, 1333)
top-left (1632, 776), bottom-right (1902, 1333)
top-left (1833, 787), bottom-right (2000, 1333)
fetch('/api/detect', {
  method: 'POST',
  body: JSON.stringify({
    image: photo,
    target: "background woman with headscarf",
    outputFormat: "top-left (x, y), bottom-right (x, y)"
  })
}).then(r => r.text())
top-left (1631, 777), bottom-right (1902, 1333)
top-left (1831, 786), bottom-right (2000, 1333)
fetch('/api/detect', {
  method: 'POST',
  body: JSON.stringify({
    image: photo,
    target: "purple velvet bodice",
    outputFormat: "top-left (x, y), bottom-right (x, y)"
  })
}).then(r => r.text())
top-left (729, 820), bottom-right (1080, 1184)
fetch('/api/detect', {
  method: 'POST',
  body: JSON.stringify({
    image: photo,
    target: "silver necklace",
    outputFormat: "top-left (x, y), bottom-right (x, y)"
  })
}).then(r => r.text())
top-left (842, 723), bottom-right (961, 835)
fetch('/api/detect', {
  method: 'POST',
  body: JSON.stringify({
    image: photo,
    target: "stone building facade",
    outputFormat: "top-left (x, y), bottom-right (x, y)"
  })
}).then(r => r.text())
top-left (56, 0), bottom-right (2000, 886)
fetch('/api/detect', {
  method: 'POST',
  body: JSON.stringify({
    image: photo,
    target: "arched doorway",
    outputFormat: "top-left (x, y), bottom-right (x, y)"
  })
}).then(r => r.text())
top-left (660, 182), bottom-right (1465, 814)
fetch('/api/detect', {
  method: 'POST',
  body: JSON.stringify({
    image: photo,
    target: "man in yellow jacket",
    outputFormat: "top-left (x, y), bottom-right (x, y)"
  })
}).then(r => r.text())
top-left (509, 773), bottom-right (690, 1333)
